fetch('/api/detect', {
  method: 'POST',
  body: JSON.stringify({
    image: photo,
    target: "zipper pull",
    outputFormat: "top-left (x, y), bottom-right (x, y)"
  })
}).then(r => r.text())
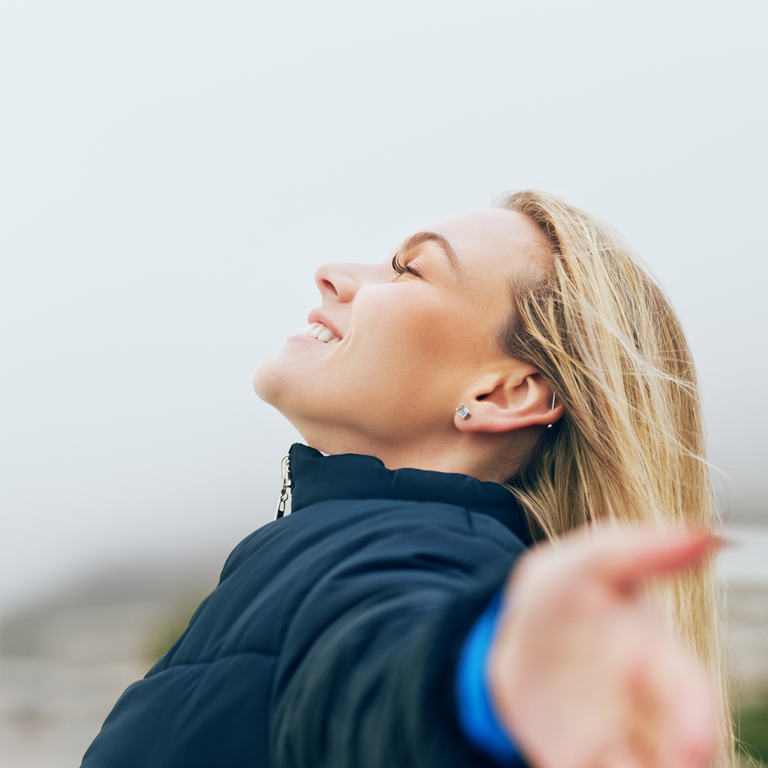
top-left (275, 454), bottom-right (292, 519)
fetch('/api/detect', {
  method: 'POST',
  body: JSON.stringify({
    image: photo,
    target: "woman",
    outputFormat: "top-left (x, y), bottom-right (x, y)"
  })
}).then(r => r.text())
top-left (81, 191), bottom-right (731, 768)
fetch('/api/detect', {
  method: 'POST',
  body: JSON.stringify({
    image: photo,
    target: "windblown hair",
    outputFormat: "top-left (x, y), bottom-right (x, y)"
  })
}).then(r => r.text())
top-left (497, 190), bottom-right (733, 765)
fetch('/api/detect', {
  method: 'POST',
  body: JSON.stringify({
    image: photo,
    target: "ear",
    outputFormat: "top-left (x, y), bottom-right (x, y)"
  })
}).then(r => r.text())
top-left (454, 365), bottom-right (563, 434)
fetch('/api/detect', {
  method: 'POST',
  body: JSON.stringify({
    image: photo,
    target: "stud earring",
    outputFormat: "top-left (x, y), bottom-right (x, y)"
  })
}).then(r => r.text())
top-left (456, 404), bottom-right (471, 420)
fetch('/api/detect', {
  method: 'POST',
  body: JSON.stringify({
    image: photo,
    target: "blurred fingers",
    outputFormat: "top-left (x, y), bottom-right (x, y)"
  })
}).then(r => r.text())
top-left (623, 624), bottom-right (720, 768)
top-left (512, 526), bottom-right (724, 602)
top-left (582, 528), bottom-right (723, 590)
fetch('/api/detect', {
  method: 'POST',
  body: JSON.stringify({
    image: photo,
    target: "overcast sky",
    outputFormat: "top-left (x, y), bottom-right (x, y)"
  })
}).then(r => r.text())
top-left (1, 1), bottom-right (766, 614)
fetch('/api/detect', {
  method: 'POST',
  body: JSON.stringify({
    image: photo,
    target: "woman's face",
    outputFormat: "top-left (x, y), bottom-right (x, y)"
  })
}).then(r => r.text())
top-left (253, 207), bottom-right (550, 459)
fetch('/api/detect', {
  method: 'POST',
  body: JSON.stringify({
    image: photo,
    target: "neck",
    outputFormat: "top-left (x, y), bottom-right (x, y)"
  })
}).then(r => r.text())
top-left (295, 423), bottom-right (540, 484)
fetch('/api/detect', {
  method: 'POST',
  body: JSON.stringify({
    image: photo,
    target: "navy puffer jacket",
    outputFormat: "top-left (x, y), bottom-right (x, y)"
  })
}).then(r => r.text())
top-left (80, 443), bottom-right (532, 768)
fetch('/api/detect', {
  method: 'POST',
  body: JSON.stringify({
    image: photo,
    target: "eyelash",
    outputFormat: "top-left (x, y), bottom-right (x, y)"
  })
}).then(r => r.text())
top-left (392, 254), bottom-right (422, 278)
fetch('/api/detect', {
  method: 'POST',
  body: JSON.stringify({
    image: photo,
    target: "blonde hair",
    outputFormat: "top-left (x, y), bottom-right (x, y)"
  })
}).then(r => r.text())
top-left (497, 190), bottom-right (733, 765)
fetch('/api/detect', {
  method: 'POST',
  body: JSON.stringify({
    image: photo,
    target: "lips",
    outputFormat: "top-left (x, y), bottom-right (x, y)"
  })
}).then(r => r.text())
top-left (301, 321), bottom-right (341, 343)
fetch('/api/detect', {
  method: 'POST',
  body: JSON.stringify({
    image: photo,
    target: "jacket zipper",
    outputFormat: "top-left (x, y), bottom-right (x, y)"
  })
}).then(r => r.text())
top-left (275, 454), bottom-right (292, 519)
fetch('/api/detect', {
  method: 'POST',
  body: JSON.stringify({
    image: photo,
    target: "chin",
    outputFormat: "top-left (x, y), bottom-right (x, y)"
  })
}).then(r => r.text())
top-left (252, 355), bottom-right (284, 406)
top-left (253, 357), bottom-right (321, 446)
top-left (252, 353), bottom-right (310, 426)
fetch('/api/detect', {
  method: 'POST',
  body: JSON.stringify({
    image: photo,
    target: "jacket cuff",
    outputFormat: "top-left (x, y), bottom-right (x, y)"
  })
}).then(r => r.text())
top-left (456, 590), bottom-right (525, 766)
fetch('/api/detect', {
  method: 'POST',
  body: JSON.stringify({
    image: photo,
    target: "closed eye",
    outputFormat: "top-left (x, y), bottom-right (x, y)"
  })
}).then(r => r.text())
top-left (391, 253), bottom-right (422, 278)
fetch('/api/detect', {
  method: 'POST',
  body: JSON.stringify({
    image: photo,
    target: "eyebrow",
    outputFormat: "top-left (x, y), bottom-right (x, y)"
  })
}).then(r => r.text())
top-left (396, 231), bottom-right (463, 276)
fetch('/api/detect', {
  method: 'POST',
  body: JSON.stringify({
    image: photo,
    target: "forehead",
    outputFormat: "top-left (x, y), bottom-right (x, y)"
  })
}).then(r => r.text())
top-left (426, 208), bottom-right (550, 272)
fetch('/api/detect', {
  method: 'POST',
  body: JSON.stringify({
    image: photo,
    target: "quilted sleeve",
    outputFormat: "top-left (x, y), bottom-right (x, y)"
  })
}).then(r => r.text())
top-left (270, 520), bottom-right (526, 768)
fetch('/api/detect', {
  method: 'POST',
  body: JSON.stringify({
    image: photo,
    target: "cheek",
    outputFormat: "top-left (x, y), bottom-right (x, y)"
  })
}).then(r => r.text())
top-left (356, 290), bottom-right (460, 370)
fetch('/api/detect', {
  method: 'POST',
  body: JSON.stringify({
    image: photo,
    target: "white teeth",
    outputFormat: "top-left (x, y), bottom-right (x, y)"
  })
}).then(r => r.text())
top-left (301, 321), bottom-right (340, 343)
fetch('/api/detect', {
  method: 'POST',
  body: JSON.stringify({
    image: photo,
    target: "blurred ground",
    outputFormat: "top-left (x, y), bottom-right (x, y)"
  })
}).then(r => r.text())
top-left (0, 553), bottom-right (221, 768)
top-left (0, 525), bottom-right (766, 768)
top-left (721, 527), bottom-right (768, 702)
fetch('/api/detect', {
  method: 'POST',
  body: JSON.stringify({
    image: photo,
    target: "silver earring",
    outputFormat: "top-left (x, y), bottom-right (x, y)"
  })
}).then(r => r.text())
top-left (547, 392), bottom-right (556, 429)
top-left (456, 404), bottom-right (471, 420)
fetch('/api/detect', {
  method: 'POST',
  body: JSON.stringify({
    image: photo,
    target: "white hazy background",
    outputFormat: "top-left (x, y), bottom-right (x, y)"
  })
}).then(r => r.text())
top-left (1, 1), bottom-right (766, 616)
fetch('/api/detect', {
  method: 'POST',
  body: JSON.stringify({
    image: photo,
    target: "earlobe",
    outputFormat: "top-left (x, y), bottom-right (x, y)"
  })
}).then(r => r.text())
top-left (456, 404), bottom-right (472, 420)
top-left (454, 371), bottom-right (562, 434)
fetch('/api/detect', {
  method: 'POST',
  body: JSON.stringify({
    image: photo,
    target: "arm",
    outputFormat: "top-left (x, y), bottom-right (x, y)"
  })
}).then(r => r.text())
top-left (271, 524), bottom-right (522, 768)
top-left (271, 523), bottom-right (722, 768)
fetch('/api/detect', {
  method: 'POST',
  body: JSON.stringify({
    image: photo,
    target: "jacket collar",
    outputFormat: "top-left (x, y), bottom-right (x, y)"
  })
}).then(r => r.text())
top-left (287, 443), bottom-right (534, 546)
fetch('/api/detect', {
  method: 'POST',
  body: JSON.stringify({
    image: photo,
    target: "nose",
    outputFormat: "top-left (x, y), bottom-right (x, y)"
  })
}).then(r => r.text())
top-left (314, 262), bottom-right (369, 303)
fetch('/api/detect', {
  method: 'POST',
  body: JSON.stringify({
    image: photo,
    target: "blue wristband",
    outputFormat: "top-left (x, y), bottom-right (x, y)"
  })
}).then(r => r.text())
top-left (456, 591), bottom-right (524, 766)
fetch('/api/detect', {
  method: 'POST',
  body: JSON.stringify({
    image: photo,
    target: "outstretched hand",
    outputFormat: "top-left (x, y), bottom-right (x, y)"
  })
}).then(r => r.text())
top-left (488, 526), bottom-right (723, 768)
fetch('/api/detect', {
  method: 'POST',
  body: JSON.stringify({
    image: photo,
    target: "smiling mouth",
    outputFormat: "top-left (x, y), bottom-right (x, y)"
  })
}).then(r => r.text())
top-left (301, 322), bottom-right (341, 344)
